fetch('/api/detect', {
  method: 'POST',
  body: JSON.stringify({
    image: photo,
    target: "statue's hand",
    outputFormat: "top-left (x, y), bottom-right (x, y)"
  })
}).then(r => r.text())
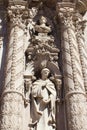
top-left (41, 81), bottom-right (47, 87)
top-left (43, 98), bottom-right (51, 104)
top-left (41, 81), bottom-right (47, 90)
top-left (42, 86), bottom-right (45, 90)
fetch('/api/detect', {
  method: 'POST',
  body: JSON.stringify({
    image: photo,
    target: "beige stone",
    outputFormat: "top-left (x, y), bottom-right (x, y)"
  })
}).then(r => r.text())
top-left (0, 1), bottom-right (87, 130)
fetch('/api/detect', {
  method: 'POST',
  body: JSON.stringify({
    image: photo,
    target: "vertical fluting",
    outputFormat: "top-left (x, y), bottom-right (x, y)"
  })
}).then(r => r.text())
top-left (57, 2), bottom-right (87, 130)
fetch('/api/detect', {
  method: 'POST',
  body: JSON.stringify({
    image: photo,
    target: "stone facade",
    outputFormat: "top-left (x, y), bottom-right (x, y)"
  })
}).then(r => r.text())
top-left (0, 0), bottom-right (87, 130)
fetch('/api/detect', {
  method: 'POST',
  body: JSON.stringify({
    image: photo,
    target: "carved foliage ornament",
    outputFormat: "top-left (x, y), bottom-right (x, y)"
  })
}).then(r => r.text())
top-left (7, 5), bottom-right (29, 27)
top-left (26, 16), bottom-right (60, 69)
top-left (24, 15), bottom-right (62, 127)
top-left (24, 16), bottom-right (62, 106)
top-left (57, 3), bottom-right (75, 28)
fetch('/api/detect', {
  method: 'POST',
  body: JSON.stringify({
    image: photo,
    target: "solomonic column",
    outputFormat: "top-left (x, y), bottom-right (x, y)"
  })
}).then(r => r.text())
top-left (0, 2), bottom-right (28, 130)
top-left (0, 37), bottom-right (3, 68)
top-left (75, 16), bottom-right (87, 93)
top-left (0, 16), bottom-right (3, 69)
top-left (56, 2), bottom-right (87, 130)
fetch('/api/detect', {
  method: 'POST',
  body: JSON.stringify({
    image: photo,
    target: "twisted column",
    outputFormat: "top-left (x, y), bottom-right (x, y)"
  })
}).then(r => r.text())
top-left (0, 5), bottom-right (27, 130)
top-left (76, 19), bottom-right (87, 93)
top-left (0, 17), bottom-right (3, 68)
top-left (57, 2), bottom-right (87, 130)
top-left (0, 37), bottom-right (3, 68)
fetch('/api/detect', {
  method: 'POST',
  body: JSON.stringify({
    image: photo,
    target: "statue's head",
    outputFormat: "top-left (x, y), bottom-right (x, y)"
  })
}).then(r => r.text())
top-left (41, 68), bottom-right (50, 79)
top-left (40, 16), bottom-right (47, 24)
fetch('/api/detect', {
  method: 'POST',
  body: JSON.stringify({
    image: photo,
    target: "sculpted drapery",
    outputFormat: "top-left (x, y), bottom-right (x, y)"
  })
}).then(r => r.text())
top-left (30, 68), bottom-right (57, 130)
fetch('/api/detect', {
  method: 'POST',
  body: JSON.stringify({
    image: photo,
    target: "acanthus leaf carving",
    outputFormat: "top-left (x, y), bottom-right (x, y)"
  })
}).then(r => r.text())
top-left (7, 5), bottom-right (29, 28)
top-left (57, 3), bottom-right (75, 28)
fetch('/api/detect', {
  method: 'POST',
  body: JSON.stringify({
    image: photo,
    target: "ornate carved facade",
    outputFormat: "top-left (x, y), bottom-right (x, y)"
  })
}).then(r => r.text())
top-left (0, 0), bottom-right (87, 130)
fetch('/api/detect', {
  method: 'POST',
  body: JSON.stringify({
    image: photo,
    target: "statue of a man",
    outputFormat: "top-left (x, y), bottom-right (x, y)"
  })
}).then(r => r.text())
top-left (35, 16), bottom-right (51, 34)
top-left (30, 68), bottom-right (56, 130)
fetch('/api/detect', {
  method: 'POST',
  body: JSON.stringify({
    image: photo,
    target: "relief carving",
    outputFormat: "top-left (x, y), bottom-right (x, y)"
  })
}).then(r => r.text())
top-left (57, 3), bottom-right (75, 29)
top-left (24, 16), bottom-right (62, 130)
top-left (26, 16), bottom-right (60, 68)
top-left (8, 5), bottom-right (29, 28)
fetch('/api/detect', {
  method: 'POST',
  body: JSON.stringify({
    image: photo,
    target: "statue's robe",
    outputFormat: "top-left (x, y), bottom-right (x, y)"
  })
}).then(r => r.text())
top-left (30, 79), bottom-right (56, 130)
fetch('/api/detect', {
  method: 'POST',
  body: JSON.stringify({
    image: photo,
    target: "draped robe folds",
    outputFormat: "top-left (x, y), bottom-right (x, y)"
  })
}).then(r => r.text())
top-left (30, 79), bottom-right (56, 130)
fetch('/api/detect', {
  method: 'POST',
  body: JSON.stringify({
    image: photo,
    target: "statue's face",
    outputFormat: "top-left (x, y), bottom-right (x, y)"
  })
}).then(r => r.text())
top-left (41, 68), bottom-right (50, 79)
top-left (40, 16), bottom-right (47, 24)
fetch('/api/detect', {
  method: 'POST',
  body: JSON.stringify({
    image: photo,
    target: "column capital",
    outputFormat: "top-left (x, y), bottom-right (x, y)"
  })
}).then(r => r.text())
top-left (56, 2), bottom-right (75, 13)
top-left (56, 2), bottom-right (75, 28)
top-left (7, 5), bottom-right (29, 28)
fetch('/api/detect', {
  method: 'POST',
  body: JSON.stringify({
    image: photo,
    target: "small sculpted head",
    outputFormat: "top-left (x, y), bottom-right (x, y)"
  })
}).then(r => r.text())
top-left (40, 16), bottom-right (47, 24)
top-left (41, 68), bottom-right (50, 80)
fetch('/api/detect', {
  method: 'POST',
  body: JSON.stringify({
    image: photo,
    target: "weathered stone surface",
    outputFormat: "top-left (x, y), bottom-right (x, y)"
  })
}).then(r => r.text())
top-left (0, 1), bottom-right (87, 130)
